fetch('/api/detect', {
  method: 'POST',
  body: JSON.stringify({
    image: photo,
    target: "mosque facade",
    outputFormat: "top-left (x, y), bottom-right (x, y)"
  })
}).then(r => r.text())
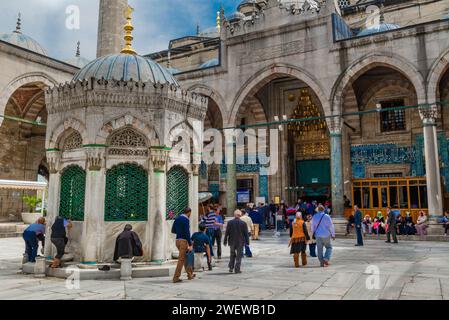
top-left (0, 0), bottom-right (449, 247)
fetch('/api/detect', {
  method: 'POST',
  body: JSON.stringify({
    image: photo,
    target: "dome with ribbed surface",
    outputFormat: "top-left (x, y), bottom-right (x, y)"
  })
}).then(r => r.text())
top-left (66, 56), bottom-right (91, 68)
top-left (73, 53), bottom-right (180, 86)
top-left (357, 23), bottom-right (400, 36)
top-left (227, 11), bottom-right (245, 23)
top-left (0, 31), bottom-right (47, 55)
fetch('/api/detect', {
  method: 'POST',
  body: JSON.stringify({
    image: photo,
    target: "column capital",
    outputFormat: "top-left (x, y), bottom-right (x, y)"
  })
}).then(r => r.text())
top-left (191, 164), bottom-right (200, 176)
top-left (85, 147), bottom-right (106, 171)
top-left (327, 116), bottom-right (343, 136)
top-left (419, 105), bottom-right (439, 125)
top-left (150, 146), bottom-right (170, 172)
top-left (46, 150), bottom-right (62, 174)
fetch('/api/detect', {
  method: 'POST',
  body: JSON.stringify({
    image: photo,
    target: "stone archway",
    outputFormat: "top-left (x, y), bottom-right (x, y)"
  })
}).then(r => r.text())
top-left (97, 114), bottom-right (160, 146)
top-left (427, 48), bottom-right (449, 104)
top-left (331, 52), bottom-right (427, 114)
top-left (0, 73), bottom-right (57, 126)
top-left (229, 63), bottom-right (330, 126)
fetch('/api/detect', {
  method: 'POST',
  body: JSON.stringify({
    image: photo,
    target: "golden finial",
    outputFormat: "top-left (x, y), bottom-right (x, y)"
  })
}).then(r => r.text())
top-left (121, 5), bottom-right (137, 55)
top-left (216, 11), bottom-right (221, 32)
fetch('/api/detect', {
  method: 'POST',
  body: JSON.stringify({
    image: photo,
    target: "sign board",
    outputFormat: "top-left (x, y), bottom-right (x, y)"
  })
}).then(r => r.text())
top-left (237, 190), bottom-right (250, 203)
top-left (312, 178), bottom-right (319, 184)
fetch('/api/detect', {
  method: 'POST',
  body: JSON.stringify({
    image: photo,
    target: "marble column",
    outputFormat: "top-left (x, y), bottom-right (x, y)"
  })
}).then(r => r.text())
top-left (224, 129), bottom-right (237, 216)
top-left (329, 118), bottom-right (344, 219)
top-left (44, 151), bottom-right (61, 259)
top-left (150, 147), bottom-right (169, 262)
top-left (419, 105), bottom-right (443, 218)
top-left (191, 164), bottom-right (200, 233)
top-left (81, 147), bottom-right (106, 264)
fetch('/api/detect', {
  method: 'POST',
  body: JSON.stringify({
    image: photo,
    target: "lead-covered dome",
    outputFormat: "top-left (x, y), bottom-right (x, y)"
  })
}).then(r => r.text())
top-left (0, 14), bottom-right (47, 56)
top-left (73, 53), bottom-right (180, 87)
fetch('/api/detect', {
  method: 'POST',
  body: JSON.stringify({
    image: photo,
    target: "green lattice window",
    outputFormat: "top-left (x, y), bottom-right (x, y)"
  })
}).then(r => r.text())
top-left (105, 163), bottom-right (148, 221)
top-left (59, 165), bottom-right (86, 221)
top-left (166, 166), bottom-right (189, 220)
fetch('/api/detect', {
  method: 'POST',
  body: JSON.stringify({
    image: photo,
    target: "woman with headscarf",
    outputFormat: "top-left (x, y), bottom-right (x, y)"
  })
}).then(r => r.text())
top-left (50, 216), bottom-right (72, 268)
top-left (404, 212), bottom-right (416, 235)
top-left (113, 224), bottom-right (143, 262)
top-left (415, 211), bottom-right (429, 236)
top-left (289, 212), bottom-right (310, 268)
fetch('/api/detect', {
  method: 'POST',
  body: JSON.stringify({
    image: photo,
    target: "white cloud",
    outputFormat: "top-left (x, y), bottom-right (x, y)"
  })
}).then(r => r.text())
top-left (0, 0), bottom-right (241, 61)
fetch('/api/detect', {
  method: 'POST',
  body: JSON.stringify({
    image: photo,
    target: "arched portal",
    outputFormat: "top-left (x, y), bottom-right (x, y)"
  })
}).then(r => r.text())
top-left (339, 63), bottom-right (428, 218)
top-left (0, 81), bottom-right (48, 221)
top-left (230, 69), bottom-right (330, 207)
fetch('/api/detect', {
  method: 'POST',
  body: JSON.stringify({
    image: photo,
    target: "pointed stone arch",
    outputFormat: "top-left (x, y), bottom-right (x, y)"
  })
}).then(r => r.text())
top-left (331, 52), bottom-right (426, 114)
top-left (97, 114), bottom-right (160, 146)
top-left (427, 48), bottom-right (449, 104)
top-left (47, 118), bottom-right (88, 149)
top-left (229, 63), bottom-right (330, 126)
top-left (0, 72), bottom-right (57, 126)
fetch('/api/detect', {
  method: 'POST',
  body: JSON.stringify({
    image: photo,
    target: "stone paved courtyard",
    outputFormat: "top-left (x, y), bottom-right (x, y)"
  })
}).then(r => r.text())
top-left (1, 234), bottom-right (449, 300)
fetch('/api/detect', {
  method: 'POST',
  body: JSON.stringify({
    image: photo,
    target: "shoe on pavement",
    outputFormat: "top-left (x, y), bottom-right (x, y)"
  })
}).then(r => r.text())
top-left (385, 241), bottom-right (391, 243)
top-left (173, 279), bottom-right (183, 284)
top-left (229, 269), bottom-right (234, 273)
top-left (235, 270), bottom-right (242, 274)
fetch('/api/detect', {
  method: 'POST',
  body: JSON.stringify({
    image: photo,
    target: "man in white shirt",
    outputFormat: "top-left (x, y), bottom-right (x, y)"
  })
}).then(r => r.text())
top-left (240, 209), bottom-right (254, 258)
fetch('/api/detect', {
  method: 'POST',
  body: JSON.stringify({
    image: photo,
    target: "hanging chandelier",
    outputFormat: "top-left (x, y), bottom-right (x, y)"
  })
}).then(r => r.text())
top-left (288, 88), bottom-right (327, 140)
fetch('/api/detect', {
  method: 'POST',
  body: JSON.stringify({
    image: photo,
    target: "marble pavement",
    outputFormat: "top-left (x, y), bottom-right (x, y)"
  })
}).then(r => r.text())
top-left (1, 235), bottom-right (448, 300)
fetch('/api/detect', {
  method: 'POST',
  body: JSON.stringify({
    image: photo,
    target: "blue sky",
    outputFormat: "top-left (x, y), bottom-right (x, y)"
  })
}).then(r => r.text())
top-left (0, 0), bottom-right (241, 61)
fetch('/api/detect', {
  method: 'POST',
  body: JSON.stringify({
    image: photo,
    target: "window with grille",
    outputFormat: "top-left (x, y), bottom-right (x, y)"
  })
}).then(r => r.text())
top-left (59, 165), bottom-right (86, 221)
top-left (63, 131), bottom-right (83, 151)
top-left (107, 127), bottom-right (149, 157)
top-left (166, 166), bottom-right (189, 220)
top-left (380, 100), bottom-right (406, 132)
top-left (105, 163), bottom-right (148, 221)
top-left (338, 0), bottom-right (350, 9)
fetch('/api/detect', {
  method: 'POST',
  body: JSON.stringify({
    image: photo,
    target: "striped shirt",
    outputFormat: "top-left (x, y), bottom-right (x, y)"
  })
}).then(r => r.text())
top-left (203, 212), bottom-right (217, 230)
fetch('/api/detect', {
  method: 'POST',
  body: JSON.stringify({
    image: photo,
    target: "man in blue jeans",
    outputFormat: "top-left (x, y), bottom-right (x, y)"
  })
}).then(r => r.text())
top-left (23, 218), bottom-right (46, 263)
top-left (311, 205), bottom-right (335, 267)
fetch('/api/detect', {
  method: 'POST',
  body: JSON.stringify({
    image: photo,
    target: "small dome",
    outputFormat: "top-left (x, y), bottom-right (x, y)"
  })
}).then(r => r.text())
top-left (199, 26), bottom-right (220, 38)
top-left (66, 41), bottom-right (91, 68)
top-left (73, 53), bottom-right (180, 86)
top-left (227, 11), bottom-right (245, 23)
top-left (66, 56), bottom-right (91, 68)
top-left (357, 22), bottom-right (400, 36)
top-left (166, 67), bottom-right (180, 75)
top-left (238, 0), bottom-right (259, 11)
top-left (200, 58), bottom-right (219, 69)
top-left (0, 14), bottom-right (47, 56)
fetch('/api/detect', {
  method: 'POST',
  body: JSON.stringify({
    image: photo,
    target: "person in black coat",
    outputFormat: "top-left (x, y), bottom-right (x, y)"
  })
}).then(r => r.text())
top-left (354, 206), bottom-right (363, 246)
top-left (224, 210), bottom-right (250, 274)
top-left (113, 224), bottom-right (143, 262)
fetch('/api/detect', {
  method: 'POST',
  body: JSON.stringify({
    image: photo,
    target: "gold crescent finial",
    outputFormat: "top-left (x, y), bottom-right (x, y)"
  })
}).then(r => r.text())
top-left (216, 11), bottom-right (221, 31)
top-left (121, 5), bottom-right (137, 55)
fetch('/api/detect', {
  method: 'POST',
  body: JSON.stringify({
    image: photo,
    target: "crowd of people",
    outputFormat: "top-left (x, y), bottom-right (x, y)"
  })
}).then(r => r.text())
top-left (20, 198), bottom-right (449, 284)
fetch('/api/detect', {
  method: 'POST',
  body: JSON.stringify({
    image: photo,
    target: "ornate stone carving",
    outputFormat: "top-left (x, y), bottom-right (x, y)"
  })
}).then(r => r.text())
top-left (108, 127), bottom-right (149, 157)
top-left (327, 116), bottom-right (342, 135)
top-left (45, 79), bottom-right (208, 121)
top-left (63, 131), bottom-right (83, 151)
top-left (150, 147), bottom-right (170, 172)
top-left (46, 151), bottom-right (61, 174)
top-left (85, 148), bottom-right (106, 171)
top-left (419, 105), bottom-right (439, 125)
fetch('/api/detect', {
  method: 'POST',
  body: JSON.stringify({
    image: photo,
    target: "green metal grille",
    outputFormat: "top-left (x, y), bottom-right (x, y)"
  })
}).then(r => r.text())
top-left (105, 163), bottom-right (148, 221)
top-left (59, 165), bottom-right (86, 221)
top-left (166, 166), bottom-right (189, 220)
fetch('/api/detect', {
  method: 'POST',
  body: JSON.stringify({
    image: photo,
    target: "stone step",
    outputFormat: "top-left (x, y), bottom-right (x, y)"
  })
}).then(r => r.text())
top-left (0, 223), bottom-right (28, 238)
top-left (22, 262), bottom-right (176, 280)
top-left (335, 233), bottom-right (449, 242)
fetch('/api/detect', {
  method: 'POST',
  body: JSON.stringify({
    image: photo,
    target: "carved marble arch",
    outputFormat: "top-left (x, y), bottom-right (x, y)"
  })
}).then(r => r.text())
top-left (57, 129), bottom-right (83, 151)
top-left (107, 126), bottom-right (150, 157)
